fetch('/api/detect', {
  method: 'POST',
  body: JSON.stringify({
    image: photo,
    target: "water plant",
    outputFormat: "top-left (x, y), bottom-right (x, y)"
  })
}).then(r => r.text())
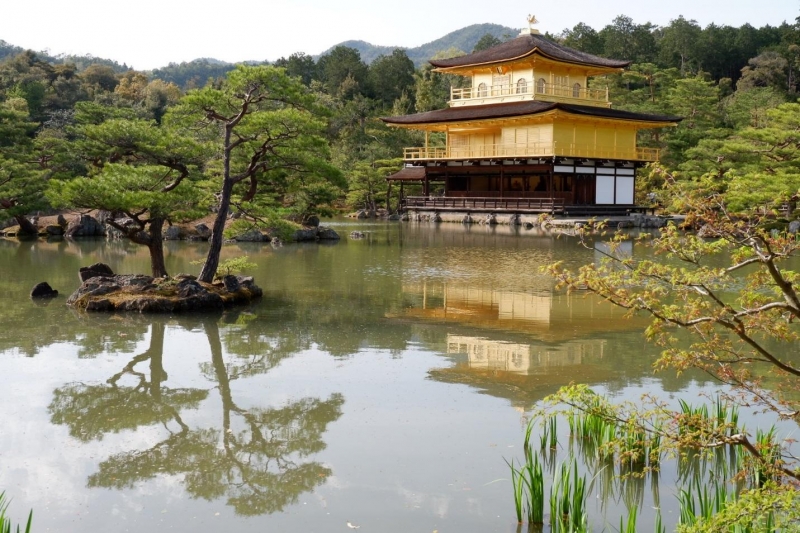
top-left (549, 459), bottom-right (588, 533)
top-left (540, 415), bottom-right (557, 451)
top-left (507, 452), bottom-right (545, 525)
top-left (752, 426), bottom-right (781, 488)
top-left (514, 392), bottom-right (795, 532)
top-left (0, 492), bottom-right (32, 533)
top-left (619, 505), bottom-right (637, 533)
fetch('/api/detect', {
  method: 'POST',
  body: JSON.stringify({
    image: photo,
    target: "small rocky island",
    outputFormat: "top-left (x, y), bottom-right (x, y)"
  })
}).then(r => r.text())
top-left (67, 263), bottom-right (262, 313)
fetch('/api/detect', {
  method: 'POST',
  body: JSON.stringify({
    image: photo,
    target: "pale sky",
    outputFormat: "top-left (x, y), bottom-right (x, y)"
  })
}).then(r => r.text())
top-left (1, 0), bottom-right (797, 70)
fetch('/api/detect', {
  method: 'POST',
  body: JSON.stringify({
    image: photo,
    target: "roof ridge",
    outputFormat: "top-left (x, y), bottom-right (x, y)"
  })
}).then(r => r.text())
top-left (429, 34), bottom-right (630, 70)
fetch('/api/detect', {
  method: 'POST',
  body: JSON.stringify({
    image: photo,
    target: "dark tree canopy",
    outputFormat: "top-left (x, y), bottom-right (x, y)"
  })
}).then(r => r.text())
top-left (472, 33), bottom-right (502, 52)
top-left (367, 49), bottom-right (416, 107)
top-left (318, 45), bottom-right (368, 97)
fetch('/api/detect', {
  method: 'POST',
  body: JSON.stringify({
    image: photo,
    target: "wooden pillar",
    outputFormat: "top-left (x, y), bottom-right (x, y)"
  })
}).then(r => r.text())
top-left (399, 182), bottom-right (405, 211)
top-left (386, 181), bottom-right (393, 213)
top-left (500, 164), bottom-right (505, 206)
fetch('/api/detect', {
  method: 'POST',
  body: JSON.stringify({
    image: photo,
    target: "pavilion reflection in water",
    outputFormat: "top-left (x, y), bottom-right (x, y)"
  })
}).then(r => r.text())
top-left (396, 281), bottom-right (652, 408)
top-left (446, 334), bottom-right (605, 374)
top-left (400, 280), bottom-right (638, 341)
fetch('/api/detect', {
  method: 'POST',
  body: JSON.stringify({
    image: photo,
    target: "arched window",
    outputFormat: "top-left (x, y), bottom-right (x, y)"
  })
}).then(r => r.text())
top-left (572, 83), bottom-right (581, 98)
top-left (536, 78), bottom-right (547, 94)
top-left (477, 82), bottom-right (488, 97)
top-left (516, 78), bottom-right (528, 94)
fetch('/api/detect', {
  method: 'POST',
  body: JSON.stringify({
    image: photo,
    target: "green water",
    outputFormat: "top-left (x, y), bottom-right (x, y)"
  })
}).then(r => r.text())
top-left (0, 222), bottom-right (723, 532)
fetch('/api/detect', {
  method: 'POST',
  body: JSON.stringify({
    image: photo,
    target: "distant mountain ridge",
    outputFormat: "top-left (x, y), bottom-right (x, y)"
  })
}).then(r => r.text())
top-left (0, 22), bottom-right (518, 78)
top-left (318, 23), bottom-right (518, 66)
top-left (0, 39), bottom-right (130, 72)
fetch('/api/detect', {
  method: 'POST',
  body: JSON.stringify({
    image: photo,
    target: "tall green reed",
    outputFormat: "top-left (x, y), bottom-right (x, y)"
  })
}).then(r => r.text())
top-left (0, 492), bottom-right (32, 533)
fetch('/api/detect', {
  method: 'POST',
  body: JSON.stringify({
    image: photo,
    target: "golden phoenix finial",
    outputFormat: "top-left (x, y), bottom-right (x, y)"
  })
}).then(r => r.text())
top-left (527, 14), bottom-right (539, 29)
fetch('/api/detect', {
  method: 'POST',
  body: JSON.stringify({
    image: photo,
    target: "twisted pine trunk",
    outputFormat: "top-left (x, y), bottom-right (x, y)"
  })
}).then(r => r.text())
top-left (198, 125), bottom-right (235, 284)
top-left (146, 218), bottom-right (168, 278)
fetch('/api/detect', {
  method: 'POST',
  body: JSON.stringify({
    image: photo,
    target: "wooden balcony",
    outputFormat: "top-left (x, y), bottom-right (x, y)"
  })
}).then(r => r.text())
top-left (403, 142), bottom-right (659, 162)
top-left (450, 82), bottom-right (609, 107)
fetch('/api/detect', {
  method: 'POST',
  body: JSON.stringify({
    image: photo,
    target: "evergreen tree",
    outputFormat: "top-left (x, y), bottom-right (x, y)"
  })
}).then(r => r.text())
top-left (169, 65), bottom-right (340, 283)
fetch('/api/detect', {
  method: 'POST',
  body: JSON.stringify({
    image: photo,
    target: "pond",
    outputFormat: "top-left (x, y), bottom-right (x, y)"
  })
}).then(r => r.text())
top-left (0, 221), bottom-right (762, 532)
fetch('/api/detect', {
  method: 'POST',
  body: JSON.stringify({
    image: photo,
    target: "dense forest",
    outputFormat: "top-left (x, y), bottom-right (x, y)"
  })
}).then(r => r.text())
top-left (1, 14), bottom-right (799, 233)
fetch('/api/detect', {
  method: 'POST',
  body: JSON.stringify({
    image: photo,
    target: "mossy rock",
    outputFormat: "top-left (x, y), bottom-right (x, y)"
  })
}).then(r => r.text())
top-left (67, 274), bottom-right (262, 313)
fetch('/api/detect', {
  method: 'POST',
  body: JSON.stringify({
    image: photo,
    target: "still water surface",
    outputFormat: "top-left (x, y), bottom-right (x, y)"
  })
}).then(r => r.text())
top-left (0, 221), bottom-right (723, 532)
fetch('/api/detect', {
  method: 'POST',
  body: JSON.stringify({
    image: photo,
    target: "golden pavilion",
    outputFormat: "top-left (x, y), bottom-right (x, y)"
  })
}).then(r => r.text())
top-left (382, 17), bottom-right (681, 217)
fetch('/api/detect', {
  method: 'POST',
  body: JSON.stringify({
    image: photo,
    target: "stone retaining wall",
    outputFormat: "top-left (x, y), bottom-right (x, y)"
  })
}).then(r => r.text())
top-left (404, 209), bottom-right (679, 229)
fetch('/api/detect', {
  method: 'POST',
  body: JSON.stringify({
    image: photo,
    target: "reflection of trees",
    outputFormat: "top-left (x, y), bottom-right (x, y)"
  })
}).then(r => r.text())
top-left (210, 311), bottom-right (305, 379)
top-left (49, 318), bottom-right (344, 516)
top-left (49, 322), bottom-right (206, 441)
top-left (0, 238), bottom-right (168, 357)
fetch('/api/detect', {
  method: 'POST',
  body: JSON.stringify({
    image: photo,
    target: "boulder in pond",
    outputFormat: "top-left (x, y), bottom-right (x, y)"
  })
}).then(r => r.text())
top-left (222, 275), bottom-right (240, 292)
top-left (30, 282), bottom-right (58, 299)
top-left (293, 228), bottom-right (318, 242)
top-left (79, 262), bottom-right (115, 282)
top-left (317, 226), bottom-right (340, 240)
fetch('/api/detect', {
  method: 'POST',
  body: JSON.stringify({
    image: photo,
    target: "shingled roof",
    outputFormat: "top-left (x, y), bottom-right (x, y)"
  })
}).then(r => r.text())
top-left (429, 33), bottom-right (631, 70)
top-left (382, 101), bottom-right (682, 126)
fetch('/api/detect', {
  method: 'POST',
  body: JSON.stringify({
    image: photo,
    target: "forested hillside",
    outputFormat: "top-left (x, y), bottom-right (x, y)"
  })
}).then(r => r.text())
top-left (0, 14), bottom-right (799, 225)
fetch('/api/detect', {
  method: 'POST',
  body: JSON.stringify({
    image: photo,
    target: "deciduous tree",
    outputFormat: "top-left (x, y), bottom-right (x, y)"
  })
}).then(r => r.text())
top-left (546, 175), bottom-right (800, 530)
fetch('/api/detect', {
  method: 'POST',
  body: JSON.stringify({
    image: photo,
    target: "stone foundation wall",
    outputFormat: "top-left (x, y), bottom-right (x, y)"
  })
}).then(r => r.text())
top-left (403, 210), bottom-right (676, 229)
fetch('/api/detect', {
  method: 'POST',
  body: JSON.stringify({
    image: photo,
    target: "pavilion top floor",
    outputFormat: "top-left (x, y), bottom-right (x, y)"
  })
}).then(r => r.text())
top-left (430, 31), bottom-right (631, 109)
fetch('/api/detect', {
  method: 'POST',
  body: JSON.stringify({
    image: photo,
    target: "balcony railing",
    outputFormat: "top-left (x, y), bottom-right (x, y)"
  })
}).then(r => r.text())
top-left (403, 195), bottom-right (566, 214)
top-left (403, 142), bottom-right (659, 162)
top-left (450, 82), bottom-right (609, 105)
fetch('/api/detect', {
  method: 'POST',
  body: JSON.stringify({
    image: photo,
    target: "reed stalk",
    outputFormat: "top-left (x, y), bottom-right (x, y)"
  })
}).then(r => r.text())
top-left (0, 492), bottom-right (32, 533)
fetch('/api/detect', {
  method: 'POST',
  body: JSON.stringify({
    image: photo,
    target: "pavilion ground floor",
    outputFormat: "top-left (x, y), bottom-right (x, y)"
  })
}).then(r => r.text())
top-left (387, 157), bottom-right (650, 217)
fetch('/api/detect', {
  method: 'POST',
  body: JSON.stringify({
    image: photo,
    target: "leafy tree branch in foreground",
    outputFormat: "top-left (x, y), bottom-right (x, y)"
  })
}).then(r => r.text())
top-left (544, 176), bottom-right (800, 530)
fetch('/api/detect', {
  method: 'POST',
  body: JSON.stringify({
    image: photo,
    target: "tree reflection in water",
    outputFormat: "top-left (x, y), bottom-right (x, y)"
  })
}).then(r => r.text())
top-left (48, 318), bottom-right (344, 516)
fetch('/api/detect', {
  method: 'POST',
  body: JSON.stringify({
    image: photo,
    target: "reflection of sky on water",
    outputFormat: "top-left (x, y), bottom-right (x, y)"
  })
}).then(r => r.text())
top-left (0, 221), bottom-right (796, 532)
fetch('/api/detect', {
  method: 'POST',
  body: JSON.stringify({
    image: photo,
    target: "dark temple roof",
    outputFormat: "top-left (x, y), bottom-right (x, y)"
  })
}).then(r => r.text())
top-left (382, 101), bottom-right (682, 126)
top-left (385, 167), bottom-right (426, 181)
top-left (429, 33), bottom-right (631, 70)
